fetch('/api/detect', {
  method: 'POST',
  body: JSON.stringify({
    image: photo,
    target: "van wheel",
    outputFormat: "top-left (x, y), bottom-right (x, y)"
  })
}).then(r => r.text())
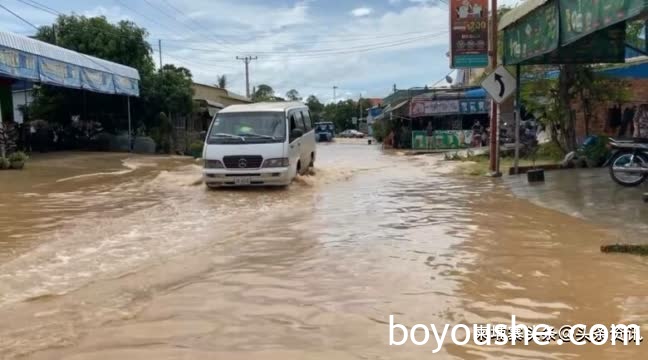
top-left (309, 153), bottom-right (315, 168)
top-left (296, 160), bottom-right (303, 175)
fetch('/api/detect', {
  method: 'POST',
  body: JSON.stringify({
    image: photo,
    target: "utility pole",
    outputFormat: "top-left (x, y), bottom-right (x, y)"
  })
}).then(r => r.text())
top-left (488, 0), bottom-right (501, 176)
top-left (333, 86), bottom-right (338, 104)
top-left (237, 56), bottom-right (258, 98)
top-left (158, 39), bottom-right (163, 69)
top-left (358, 94), bottom-right (362, 130)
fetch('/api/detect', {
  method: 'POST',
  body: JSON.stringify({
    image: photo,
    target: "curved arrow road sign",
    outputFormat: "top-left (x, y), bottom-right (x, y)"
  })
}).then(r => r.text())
top-left (481, 65), bottom-right (516, 104)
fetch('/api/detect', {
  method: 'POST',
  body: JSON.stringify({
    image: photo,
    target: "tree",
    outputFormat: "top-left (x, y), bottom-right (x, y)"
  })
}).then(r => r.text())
top-left (36, 15), bottom-right (155, 76)
top-left (305, 95), bottom-right (324, 120)
top-left (286, 89), bottom-right (301, 101)
top-left (252, 84), bottom-right (275, 102)
top-left (29, 15), bottom-right (194, 139)
top-left (522, 64), bottom-right (630, 153)
top-left (147, 64), bottom-right (194, 116)
top-left (217, 75), bottom-right (227, 89)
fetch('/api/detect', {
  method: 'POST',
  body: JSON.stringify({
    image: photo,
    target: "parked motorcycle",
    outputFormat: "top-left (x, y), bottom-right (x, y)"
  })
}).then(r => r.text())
top-left (608, 138), bottom-right (648, 187)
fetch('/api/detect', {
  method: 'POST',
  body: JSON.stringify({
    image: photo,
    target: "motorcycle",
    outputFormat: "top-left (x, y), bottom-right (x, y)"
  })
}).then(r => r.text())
top-left (607, 138), bottom-right (648, 187)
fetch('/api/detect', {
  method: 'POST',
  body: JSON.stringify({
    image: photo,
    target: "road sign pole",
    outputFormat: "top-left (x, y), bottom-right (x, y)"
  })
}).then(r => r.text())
top-left (513, 64), bottom-right (521, 175)
top-left (488, 0), bottom-right (500, 176)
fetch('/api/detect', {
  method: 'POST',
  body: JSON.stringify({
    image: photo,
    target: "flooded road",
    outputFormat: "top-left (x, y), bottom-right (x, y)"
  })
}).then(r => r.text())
top-left (0, 144), bottom-right (647, 359)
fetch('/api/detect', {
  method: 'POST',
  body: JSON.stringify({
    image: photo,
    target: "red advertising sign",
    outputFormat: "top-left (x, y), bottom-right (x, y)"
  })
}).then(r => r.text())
top-left (450, 0), bottom-right (489, 68)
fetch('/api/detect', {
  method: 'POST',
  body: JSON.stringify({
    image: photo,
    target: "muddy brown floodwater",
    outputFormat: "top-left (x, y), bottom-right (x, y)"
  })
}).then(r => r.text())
top-left (0, 143), bottom-right (647, 359)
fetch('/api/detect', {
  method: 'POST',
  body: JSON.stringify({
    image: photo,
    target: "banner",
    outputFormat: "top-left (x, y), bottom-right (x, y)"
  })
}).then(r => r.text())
top-left (503, 2), bottom-right (559, 65)
top-left (459, 99), bottom-right (490, 114)
top-left (81, 67), bottom-right (115, 94)
top-left (561, 0), bottom-right (648, 45)
top-left (450, 0), bottom-right (489, 68)
top-left (39, 57), bottom-right (81, 88)
top-left (410, 99), bottom-right (460, 117)
top-left (114, 75), bottom-right (140, 97)
top-left (0, 47), bottom-right (38, 80)
top-left (412, 130), bottom-right (474, 149)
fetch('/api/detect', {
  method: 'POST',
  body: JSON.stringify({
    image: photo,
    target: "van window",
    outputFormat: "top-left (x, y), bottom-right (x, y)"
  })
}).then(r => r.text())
top-left (207, 112), bottom-right (286, 144)
top-left (302, 110), bottom-right (312, 131)
top-left (293, 111), bottom-right (306, 131)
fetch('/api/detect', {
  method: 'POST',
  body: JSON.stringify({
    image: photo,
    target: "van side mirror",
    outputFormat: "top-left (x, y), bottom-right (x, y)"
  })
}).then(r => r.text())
top-left (291, 128), bottom-right (304, 139)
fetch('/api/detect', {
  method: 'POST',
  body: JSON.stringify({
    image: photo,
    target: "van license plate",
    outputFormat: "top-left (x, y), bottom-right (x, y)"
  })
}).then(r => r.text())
top-left (234, 177), bottom-right (251, 185)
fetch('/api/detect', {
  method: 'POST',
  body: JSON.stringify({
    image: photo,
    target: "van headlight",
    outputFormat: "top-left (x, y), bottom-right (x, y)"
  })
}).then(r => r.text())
top-left (204, 159), bottom-right (224, 168)
top-left (263, 158), bottom-right (289, 168)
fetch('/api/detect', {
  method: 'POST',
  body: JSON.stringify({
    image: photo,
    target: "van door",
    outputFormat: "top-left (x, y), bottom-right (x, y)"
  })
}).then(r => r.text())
top-left (293, 111), bottom-right (310, 168)
top-left (288, 111), bottom-right (304, 172)
top-left (300, 109), bottom-right (316, 166)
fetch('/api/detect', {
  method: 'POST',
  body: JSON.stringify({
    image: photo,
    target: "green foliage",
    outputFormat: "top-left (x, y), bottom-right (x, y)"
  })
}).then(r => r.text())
top-left (189, 141), bottom-right (203, 158)
top-left (217, 75), bottom-right (227, 89)
top-left (144, 64), bottom-right (195, 119)
top-left (149, 112), bottom-right (174, 153)
top-left (30, 15), bottom-right (194, 139)
top-left (535, 142), bottom-right (565, 162)
top-left (8, 151), bottom-right (29, 162)
top-left (305, 95), bottom-right (324, 120)
top-left (0, 157), bottom-right (9, 169)
top-left (522, 64), bottom-right (630, 153)
top-left (371, 119), bottom-right (392, 142)
top-left (582, 136), bottom-right (610, 167)
top-left (252, 84), bottom-right (276, 102)
top-left (286, 89), bottom-right (301, 101)
top-left (37, 15), bottom-right (155, 75)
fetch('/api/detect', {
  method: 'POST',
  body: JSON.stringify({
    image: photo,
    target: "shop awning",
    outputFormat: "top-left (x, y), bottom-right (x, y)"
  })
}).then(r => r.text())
top-left (0, 31), bottom-right (140, 96)
top-left (500, 0), bottom-right (648, 65)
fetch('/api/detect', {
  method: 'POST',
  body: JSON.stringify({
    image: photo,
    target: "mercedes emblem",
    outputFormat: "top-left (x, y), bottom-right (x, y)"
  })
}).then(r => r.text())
top-left (238, 158), bottom-right (247, 168)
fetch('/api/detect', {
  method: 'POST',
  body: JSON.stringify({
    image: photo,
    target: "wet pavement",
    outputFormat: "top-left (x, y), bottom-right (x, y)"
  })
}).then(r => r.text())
top-left (505, 168), bottom-right (648, 243)
top-left (0, 144), bottom-right (647, 359)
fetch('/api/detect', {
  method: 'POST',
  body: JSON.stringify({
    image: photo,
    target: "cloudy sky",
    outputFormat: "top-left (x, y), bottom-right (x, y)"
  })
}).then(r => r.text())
top-left (0, 0), bottom-right (522, 102)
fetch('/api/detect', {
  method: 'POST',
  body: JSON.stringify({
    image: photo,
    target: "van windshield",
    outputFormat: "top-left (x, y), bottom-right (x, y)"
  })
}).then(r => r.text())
top-left (207, 112), bottom-right (286, 144)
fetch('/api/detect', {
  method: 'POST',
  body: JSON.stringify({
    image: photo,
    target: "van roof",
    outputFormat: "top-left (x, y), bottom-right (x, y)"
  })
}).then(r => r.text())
top-left (220, 101), bottom-right (306, 113)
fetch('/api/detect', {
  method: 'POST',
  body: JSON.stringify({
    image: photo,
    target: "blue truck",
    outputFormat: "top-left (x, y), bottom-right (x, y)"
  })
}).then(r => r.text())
top-left (314, 122), bottom-right (335, 142)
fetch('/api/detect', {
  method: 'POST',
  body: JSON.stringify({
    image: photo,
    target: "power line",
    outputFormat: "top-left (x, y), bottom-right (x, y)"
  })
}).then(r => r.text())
top-left (0, 3), bottom-right (116, 74)
top-left (161, 29), bottom-right (446, 47)
top-left (162, 32), bottom-right (444, 56)
top-left (157, 0), bottom-right (241, 52)
top-left (15, 0), bottom-right (59, 16)
top-left (0, 3), bottom-right (39, 30)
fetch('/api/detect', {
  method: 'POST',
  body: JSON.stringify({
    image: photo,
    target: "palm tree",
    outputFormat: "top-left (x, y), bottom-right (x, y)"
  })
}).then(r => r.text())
top-left (217, 75), bottom-right (227, 89)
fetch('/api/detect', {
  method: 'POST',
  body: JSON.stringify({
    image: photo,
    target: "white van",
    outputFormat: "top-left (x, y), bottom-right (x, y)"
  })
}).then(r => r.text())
top-left (202, 102), bottom-right (316, 188)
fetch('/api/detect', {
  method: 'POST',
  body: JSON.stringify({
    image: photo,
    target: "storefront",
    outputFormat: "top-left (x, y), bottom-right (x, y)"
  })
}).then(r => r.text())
top-left (408, 89), bottom-right (491, 149)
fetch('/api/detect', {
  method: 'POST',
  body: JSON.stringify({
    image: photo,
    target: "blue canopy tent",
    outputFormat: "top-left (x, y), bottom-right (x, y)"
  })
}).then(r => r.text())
top-left (0, 31), bottom-right (140, 155)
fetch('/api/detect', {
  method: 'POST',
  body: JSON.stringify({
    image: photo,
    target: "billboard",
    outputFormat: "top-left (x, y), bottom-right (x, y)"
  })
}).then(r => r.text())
top-left (450, 0), bottom-right (489, 68)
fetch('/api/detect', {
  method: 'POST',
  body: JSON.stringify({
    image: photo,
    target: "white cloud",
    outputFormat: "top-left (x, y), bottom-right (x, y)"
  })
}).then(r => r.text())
top-left (0, 0), bottom-right (456, 100)
top-left (350, 7), bottom-right (373, 17)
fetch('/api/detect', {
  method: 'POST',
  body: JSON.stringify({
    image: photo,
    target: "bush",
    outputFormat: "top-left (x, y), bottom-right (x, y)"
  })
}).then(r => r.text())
top-left (8, 151), bottom-right (29, 163)
top-left (0, 157), bottom-right (9, 169)
top-left (583, 136), bottom-right (610, 167)
top-left (535, 142), bottom-right (565, 162)
top-left (189, 141), bottom-right (203, 158)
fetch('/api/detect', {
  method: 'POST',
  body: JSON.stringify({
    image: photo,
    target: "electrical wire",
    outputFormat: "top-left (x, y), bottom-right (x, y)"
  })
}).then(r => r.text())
top-left (0, 3), bottom-right (39, 30)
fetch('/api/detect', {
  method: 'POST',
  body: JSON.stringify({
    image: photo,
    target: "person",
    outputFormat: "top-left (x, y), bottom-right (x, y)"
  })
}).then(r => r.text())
top-left (633, 104), bottom-right (648, 139)
top-left (393, 121), bottom-right (401, 149)
top-left (471, 120), bottom-right (483, 147)
top-left (426, 121), bottom-right (434, 150)
top-left (620, 105), bottom-right (636, 138)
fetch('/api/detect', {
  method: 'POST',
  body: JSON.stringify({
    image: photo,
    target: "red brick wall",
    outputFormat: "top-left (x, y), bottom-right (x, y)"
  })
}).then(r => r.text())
top-left (574, 79), bottom-right (648, 140)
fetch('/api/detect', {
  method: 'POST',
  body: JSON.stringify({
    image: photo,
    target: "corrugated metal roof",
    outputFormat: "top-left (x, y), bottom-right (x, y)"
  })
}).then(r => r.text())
top-left (499, 0), bottom-right (550, 31)
top-left (0, 31), bottom-right (139, 80)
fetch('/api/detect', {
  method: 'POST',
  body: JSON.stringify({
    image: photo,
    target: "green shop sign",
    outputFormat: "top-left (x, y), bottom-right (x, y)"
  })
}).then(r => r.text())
top-left (503, 0), bottom-right (648, 65)
top-left (412, 130), bottom-right (474, 150)
top-left (503, 2), bottom-right (559, 65)
top-left (561, 0), bottom-right (648, 44)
